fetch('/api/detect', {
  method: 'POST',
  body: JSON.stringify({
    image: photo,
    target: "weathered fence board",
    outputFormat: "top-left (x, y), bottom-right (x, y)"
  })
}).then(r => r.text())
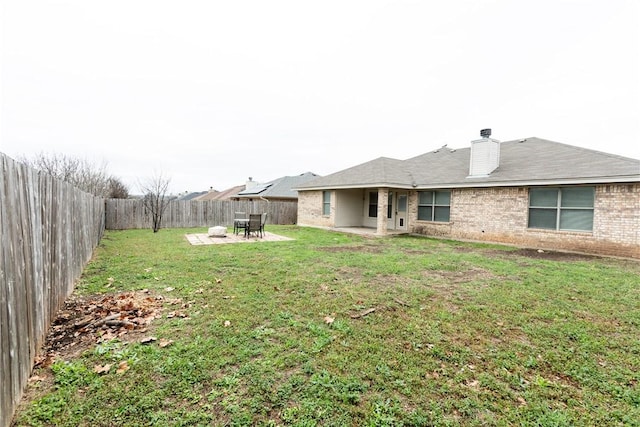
top-left (0, 153), bottom-right (104, 427)
top-left (105, 199), bottom-right (298, 230)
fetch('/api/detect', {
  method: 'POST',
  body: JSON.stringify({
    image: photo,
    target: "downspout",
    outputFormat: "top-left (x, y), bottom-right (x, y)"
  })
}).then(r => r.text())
top-left (259, 196), bottom-right (270, 218)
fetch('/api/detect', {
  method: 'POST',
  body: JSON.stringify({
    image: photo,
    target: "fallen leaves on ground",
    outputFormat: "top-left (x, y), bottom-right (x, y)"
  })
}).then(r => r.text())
top-left (466, 380), bottom-right (480, 388)
top-left (116, 361), bottom-right (130, 374)
top-left (94, 364), bottom-right (112, 375)
top-left (140, 336), bottom-right (157, 344)
top-left (159, 339), bottom-right (174, 348)
top-left (167, 311), bottom-right (189, 319)
top-left (350, 307), bottom-right (376, 319)
top-left (34, 291), bottom-right (165, 368)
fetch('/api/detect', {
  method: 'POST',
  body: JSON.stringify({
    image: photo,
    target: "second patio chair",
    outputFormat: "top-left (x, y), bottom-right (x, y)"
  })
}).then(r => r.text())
top-left (233, 212), bottom-right (247, 235)
top-left (245, 213), bottom-right (263, 238)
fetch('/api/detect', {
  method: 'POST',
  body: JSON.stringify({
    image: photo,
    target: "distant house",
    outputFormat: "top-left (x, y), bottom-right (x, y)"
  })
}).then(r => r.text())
top-left (194, 185), bottom-right (245, 201)
top-left (296, 130), bottom-right (640, 259)
top-left (176, 191), bottom-right (208, 201)
top-left (235, 172), bottom-right (320, 202)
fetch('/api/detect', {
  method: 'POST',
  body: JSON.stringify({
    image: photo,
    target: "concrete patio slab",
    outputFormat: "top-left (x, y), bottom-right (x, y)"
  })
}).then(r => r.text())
top-left (185, 230), bottom-right (294, 245)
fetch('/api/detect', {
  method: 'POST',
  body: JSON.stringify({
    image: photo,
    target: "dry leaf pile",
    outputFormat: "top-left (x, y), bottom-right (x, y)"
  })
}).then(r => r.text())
top-left (35, 291), bottom-right (164, 367)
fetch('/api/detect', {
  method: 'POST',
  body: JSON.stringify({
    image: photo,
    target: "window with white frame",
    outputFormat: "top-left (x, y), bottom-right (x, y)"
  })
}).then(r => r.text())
top-left (322, 191), bottom-right (331, 216)
top-left (417, 190), bottom-right (451, 222)
top-left (528, 187), bottom-right (594, 231)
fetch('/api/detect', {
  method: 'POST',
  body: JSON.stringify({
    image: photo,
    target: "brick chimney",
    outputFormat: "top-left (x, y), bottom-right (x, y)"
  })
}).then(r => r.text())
top-left (468, 128), bottom-right (500, 177)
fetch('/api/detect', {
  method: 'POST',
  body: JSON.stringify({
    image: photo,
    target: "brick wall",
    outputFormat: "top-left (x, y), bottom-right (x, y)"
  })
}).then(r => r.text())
top-left (409, 184), bottom-right (640, 259)
top-left (376, 188), bottom-right (389, 235)
top-left (297, 190), bottom-right (334, 227)
top-left (594, 184), bottom-right (639, 246)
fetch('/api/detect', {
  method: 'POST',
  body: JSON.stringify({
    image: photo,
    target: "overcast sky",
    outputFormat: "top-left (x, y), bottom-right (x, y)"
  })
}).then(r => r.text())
top-left (1, 0), bottom-right (639, 194)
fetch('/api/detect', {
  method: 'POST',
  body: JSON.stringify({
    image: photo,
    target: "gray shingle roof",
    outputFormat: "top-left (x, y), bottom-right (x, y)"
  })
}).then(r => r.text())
top-left (177, 191), bottom-right (208, 201)
top-left (298, 157), bottom-right (411, 189)
top-left (297, 138), bottom-right (640, 190)
top-left (237, 172), bottom-right (320, 199)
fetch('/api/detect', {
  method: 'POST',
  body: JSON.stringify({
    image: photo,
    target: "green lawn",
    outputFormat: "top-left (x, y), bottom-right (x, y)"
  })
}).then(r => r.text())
top-left (14, 226), bottom-right (640, 426)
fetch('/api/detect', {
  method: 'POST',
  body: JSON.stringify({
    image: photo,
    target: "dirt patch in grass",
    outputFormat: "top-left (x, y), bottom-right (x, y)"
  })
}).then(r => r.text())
top-left (509, 248), bottom-right (602, 262)
top-left (333, 266), bottom-right (365, 283)
top-left (420, 267), bottom-right (496, 312)
top-left (423, 267), bottom-right (496, 285)
top-left (402, 249), bottom-right (437, 255)
top-left (472, 247), bottom-right (601, 262)
top-left (451, 244), bottom-right (604, 262)
top-left (318, 244), bottom-right (384, 254)
top-left (330, 266), bottom-right (496, 314)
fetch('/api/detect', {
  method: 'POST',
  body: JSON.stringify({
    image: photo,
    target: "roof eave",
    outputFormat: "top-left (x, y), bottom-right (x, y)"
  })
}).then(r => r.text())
top-left (297, 175), bottom-right (640, 191)
top-left (417, 175), bottom-right (640, 189)
top-left (296, 182), bottom-right (416, 191)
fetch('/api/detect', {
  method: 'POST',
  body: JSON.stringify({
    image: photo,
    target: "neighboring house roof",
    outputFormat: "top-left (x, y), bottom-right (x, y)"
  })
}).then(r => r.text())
top-left (195, 185), bottom-right (245, 201)
top-left (195, 189), bottom-right (220, 202)
top-left (237, 172), bottom-right (320, 199)
top-left (177, 191), bottom-right (208, 201)
top-left (297, 138), bottom-right (640, 190)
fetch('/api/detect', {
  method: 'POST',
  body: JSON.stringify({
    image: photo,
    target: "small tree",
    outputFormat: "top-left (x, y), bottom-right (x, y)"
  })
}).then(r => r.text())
top-left (139, 173), bottom-right (171, 233)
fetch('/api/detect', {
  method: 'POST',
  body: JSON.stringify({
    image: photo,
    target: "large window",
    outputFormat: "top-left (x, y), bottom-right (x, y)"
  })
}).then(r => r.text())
top-left (368, 192), bottom-right (378, 217)
top-left (528, 187), bottom-right (594, 231)
top-left (322, 191), bottom-right (331, 216)
top-left (418, 190), bottom-right (451, 222)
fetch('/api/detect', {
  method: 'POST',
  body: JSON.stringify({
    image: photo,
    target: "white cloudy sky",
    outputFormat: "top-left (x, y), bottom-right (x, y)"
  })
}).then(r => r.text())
top-left (1, 0), bottom-right (639, 194)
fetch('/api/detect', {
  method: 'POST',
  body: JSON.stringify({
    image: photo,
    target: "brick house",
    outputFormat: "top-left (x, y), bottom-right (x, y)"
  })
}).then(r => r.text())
top-left (295, 130), bottom-right (640, 258)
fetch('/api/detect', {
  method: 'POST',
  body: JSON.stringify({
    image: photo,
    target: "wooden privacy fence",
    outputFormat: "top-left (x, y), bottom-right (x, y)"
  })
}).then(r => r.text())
top-left (0, 153), bottom-right (105, 427)
top-left (105, 199), bottom-right (298, 230)
top-left (1, 161), bottom-right (298, 426)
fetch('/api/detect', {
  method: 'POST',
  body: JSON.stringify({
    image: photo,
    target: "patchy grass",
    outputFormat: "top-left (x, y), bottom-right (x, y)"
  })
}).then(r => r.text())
top-left (14, 226), bottom-right (640, 426)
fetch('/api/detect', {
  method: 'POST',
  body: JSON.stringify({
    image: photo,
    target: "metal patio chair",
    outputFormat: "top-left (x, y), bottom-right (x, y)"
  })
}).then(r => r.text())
top-left (233, 211), bottom-right (247, 235)
top-left (245, 213), bottom-right (263, 238)
top-left (260, 212), bottom-right (267, 236)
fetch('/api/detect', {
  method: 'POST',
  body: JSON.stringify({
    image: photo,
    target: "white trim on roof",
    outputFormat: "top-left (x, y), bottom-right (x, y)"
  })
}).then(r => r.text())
top-left (296, 175), bottom-right (640, 191)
